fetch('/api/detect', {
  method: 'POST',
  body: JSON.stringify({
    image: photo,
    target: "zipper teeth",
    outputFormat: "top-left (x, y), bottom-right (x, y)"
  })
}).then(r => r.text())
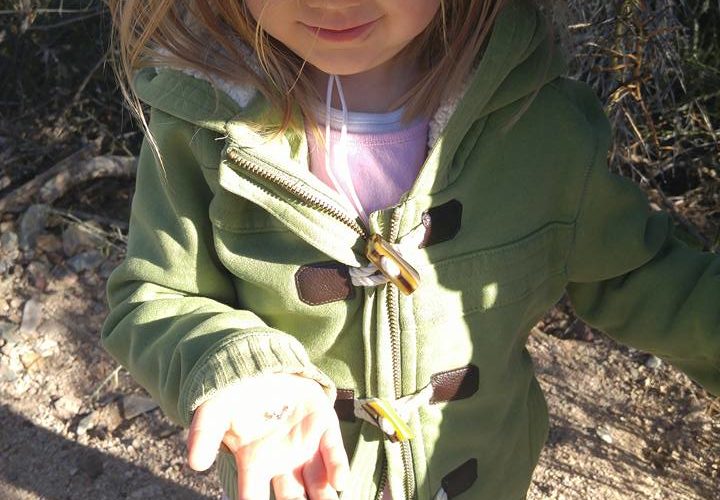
top-left (226, 147), bottom-right (368, 239)
top-left (387, 205), bottom-right (404, 398)
top-left (402, 443), bottom-right (413, 500)
top-left (375, 461), bottom-right (388, 500)
top-left (387, 288), bottom-right (402, 397)
top-left (388, 288), bottom-right (415, 499)
top-left (386, 208), bottom-right (415, 500)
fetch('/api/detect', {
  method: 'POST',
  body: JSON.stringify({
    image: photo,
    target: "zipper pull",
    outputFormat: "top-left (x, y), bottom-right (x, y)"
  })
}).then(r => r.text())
top-left (360, 398), bottom-right (414, 442)
top-left (366, 234), bottom-right (420, 295)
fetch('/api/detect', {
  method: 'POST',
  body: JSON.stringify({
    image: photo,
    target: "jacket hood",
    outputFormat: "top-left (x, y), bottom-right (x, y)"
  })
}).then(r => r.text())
top-left (133, 0), bottom-right (567, 145)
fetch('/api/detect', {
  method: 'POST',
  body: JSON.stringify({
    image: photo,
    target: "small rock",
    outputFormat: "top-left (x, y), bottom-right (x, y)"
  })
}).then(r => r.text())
top-left (7, 353), bottom-right (24, 374)
top-left (68, 250), bottom-right (105, 273)
top-left (645, 355), bottom-right (662, 369)
top-left (0, 221), bottom-right (14, 233)
top-left (122, 394), bottom-right (159, 420)
top-left (11, 374), bottom-right (31, 395)
top-left (38, 318), bottom-right (64, 337)
top-left (76, 413), bottom-right (95, 436)
top-left (596, 426), bottom-right (613, 444)
top-left (99, 259), bottom-right (116, 279)
top-left (0, 231), bottom-right (19, 273)
top-left (36, 338), bottom-right (58, 357)
top-left (76, 450), bottom-right (104, 480)
top-left (0, 363), bottom-right (18, 383)
top-left (97, 391), bottom-right (122, 407)
top-left (95, 402), bottom-right (123, 432)
top-left (19, 350), bottom-right (41, 369)
top-left (26, 261), bottom-right (49, 290)
top-left (19, 204), bottom-right (50, 250)
top-left (156, 424), bottom-right (181, 439)
top-left (34, 233), bottom-right (62, 255)
top-left (19, 298), bottom-right (43, 334)
top-left (0, 321), bottom-right (21, 344)
top-left (54, 394), bottom-right (83, 420)
top-left (50, 265), bottom-right (77, 284)
top-left (0, 175), bottom-right (10, 189)
top-left (0, 230), bottom-right (18, 254)
top-left (62, 222), bottom-right (104, 257)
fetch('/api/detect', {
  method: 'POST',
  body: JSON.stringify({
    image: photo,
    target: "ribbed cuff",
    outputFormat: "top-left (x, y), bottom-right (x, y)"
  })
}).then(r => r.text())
top-left (177, 328), bottom-right (336, 427)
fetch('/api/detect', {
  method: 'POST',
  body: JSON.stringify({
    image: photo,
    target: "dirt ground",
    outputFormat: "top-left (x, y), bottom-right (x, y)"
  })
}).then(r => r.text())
top-left (0, 202), bottom-right (718, 500)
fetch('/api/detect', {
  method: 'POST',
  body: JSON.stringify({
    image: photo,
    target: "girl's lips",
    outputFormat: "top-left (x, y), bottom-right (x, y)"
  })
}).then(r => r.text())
top-left (304, 19), bottom-right (378, 42)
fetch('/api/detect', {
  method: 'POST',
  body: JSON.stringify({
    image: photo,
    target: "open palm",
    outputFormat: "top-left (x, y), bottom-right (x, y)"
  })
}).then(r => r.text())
top-left (186, 374), bottom-right (349, 499)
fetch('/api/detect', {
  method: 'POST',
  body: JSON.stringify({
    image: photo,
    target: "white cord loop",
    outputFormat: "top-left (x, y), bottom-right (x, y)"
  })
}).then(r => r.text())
top-left (353, 383), bottom-right (434, 441)
top-left (325, 75), bottom-right (368, 222)
top-left (349, 222), bottom-right (427, 288)
top-left (348, 265), bottom-right (388, 287)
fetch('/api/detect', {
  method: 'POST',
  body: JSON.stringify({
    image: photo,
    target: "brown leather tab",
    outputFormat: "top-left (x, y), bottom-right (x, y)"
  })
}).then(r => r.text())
top-left (334, 389), bottom-right (356, 422)
top-left (441, 459), bottom-right (478, 498)
top-left (295, 262), bottom-right (355, 306)
top-left (419, 199), bottom-right (463, 248)
top-left (430, 365), bottom-right (479, 404)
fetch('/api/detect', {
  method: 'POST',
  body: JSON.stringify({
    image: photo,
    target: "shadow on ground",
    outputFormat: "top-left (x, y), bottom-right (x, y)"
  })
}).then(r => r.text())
top-left (0, 405), bottom-right (212, 500)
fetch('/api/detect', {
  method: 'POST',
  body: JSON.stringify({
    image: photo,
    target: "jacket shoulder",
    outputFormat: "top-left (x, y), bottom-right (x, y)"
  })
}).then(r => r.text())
top-left (132, 67), bottom-right (250, 133)
top-left (546, 77), bottom-right (612, 155)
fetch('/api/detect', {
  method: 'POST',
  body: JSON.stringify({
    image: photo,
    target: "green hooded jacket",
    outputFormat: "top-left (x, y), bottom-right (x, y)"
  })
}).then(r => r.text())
top-left (101, 1), bottom-right (720, 498)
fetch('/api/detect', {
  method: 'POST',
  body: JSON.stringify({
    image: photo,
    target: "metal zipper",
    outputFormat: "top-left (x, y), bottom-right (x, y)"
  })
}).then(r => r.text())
top-left (375, 460), bottom-right (388, 500)
top-left (225, 147), bottom-right (368, 239)
top-left (386, 209), bottom-right (416, 500)
top-left (227, 146), bottom-right (420, 295)
top-left (228, 145), bottom-right (416, 497)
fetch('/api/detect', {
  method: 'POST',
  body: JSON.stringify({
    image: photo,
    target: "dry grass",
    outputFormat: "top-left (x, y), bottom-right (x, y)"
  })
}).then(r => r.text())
top-left (559, 0), bottom-right (720, 249)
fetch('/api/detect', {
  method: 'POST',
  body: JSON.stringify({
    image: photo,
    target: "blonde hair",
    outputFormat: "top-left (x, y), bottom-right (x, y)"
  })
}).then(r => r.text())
top-left (109, 0), bottom-right (517, 136)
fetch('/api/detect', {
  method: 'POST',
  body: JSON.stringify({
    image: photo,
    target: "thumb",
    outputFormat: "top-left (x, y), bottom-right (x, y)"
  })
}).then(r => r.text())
top-left (186, 399), bottom-right (230, 471)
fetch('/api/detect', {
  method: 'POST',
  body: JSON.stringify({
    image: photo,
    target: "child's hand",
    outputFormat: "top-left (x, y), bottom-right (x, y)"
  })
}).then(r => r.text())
top-left (186, 373), bottom-right (349, 499)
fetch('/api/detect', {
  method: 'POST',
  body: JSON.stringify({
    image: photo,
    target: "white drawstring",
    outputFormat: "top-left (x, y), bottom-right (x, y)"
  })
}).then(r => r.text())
top-left (323, 74), bottom-right (425, 290)
top-left (324, 75), bottom-right (369, 222)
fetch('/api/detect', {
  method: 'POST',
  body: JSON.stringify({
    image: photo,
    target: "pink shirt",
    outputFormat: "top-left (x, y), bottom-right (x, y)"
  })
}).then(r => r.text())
top-left (306, 107), bottom-right (430, 222)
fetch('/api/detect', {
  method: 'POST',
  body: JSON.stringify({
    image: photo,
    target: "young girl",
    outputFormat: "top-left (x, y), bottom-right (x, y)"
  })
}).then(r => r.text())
top-left (103, 1), bottom-right (720, 499)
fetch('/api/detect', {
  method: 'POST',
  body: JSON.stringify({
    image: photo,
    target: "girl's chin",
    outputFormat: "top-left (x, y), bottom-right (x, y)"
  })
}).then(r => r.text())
top-left (306, 56), bottom-right (397, 78)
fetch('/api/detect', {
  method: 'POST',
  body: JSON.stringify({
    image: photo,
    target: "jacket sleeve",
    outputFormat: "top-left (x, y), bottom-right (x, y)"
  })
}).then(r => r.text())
top-left (101, 109), bottom-right (335, 427)
top-left (564, 85), bottom-right (720, 396)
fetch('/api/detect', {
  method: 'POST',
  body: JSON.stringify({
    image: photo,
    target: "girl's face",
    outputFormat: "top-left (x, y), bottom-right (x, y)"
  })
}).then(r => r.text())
top-left (245, 0), bottom-right (441, 76)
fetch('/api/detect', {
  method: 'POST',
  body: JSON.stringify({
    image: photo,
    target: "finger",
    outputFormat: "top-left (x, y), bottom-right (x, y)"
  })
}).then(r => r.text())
top-left (186, 402), bottom-right (229, 471)
top-left (237, 463), bottom-right (271, 500)
top-left (272, 468), bottom-right (306, 500)
top-left (319, 417), bottom-right (349, 492)
top-left (303, 449), bottom-right (338, 500)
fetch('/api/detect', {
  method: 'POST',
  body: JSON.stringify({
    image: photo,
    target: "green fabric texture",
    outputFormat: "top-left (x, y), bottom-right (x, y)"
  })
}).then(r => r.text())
top-left (101, 0), bottom-right (720, 498)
